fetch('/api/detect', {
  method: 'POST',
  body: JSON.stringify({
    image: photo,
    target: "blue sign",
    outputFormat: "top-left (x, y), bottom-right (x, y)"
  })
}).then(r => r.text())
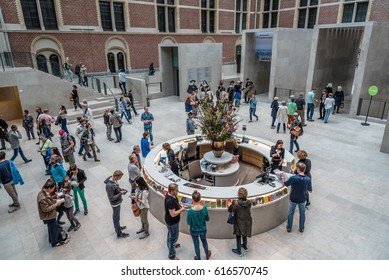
top-left (255, 32), bottom-right (273, 62)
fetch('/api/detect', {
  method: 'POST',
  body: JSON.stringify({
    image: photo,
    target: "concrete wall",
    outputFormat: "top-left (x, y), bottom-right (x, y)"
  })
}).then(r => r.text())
top-left (0, 68), bottom-right (102, 119)
top-left (242, 31), bottom-right (271, 95)
top-left (160, 46), bottom-right (175, 100)
top-left (350, 22), bottom-right (389, 118)
top-left (381, 110), bottom-right (389, 154)
top-left (269, 29), bottom-right (314, 101)
top-left (311, 27), bottom-right (362, 97)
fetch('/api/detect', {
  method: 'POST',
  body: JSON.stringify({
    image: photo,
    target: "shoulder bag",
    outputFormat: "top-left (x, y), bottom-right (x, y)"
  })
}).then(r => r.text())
top-left (132, 203), bottom-right (140, 217)
top-left (227, 211), bottom-right (235, 225)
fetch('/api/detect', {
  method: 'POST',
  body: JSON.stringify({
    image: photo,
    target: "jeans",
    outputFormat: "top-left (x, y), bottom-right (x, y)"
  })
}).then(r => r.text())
top-left (73, 97), bottom-right (82, 110)
top-left (11, 147), bottom-right (28, 162)
top-left (73, 186), bottom-right (87, 211)
top-left (289, 135), bottom-right (300, 153)
top-left (190, 230), bottom-right (209, 260)
top-left (119, 82), bottom-right (127, 94)
top-left (24, 127), bottom-right (35, 139)
top-left (1, 137), bottom-right (6, 149)
top-left (249, 107), bottom-right (258, 121)
top-left (236, 235), bottom-right (248, 253)
top-left (319, 103), bottom-right (325, 119)
top-left (131, 104), bottom-right (138, 115)
top-left (307, 103), bottom-right (314, 120)
top-left (61, 118), bottom-right (68, 134)
top-left (105, 124), bottom-right (112, 139)
top-left (112, 205), bottom-right (122, 236)
top-left (78, 145), bottom-right (92, 157)
top-left (271, 116), bottom-right (276, 127)
top-left (234, 98), bottom-right (241, 107)
top-left (324, 107), bottom-right (333, 123)
top-left (114, 126), bottom-right (122, 141)
top-left (287, 201), bottom-right (306, 230)
top-left (3, 181), bottom-right (20, 207)
top-left (277, 123), bottom-right (286, 133)
top-left (144, 126), bottom-right (153, 143)
top-left (45, 218), bottom-right (59, 246)
top-left (167, 222), bottom-right (180, 259)
top-left (120, 111), bottom-right (130, 122)
top-left (56, 205), bottom-right (64, 224)
top-left (64, 205), bottom-right (80, 227)
top-left (42, 125), bottom-right (51, 140)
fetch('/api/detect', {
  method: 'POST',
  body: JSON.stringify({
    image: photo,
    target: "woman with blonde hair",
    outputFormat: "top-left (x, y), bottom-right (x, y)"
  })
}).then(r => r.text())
top-left (228, 187), bottom-right (252, 257)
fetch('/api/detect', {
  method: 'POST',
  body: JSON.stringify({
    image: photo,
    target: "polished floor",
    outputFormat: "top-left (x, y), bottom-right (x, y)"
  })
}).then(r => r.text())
top-left (0, 94), bottom-right (388, 260)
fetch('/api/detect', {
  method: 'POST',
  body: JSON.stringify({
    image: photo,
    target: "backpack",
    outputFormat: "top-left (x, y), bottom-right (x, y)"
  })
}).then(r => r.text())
top-left (68, 135), bottom-right (77, 148)
top-left (58, 229), bottom-right (68, 242)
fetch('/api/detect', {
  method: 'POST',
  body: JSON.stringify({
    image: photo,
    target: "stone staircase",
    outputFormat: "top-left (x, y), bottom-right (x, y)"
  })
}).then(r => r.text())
top-left (66, 88), bottom-right (144, 124)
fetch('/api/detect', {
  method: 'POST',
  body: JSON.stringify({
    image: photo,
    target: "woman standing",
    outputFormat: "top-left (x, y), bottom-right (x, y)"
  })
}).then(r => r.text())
top-left (229, 187), bottom-right (252, 257)
top-left (248, 93), bottom-right (259, 122)
top-left (276, 101), bottom-right (288, 133)
top-left (185, 96), bottom-right (192, 113)
top-left (323, 93), bottom-right (335, 123)
top-left (295, 150), bottom-right (312, 207)
top-left (289, 113), bottom-right (303, 153)
top-left (109, 109), bottom-right (122, 143)
top-left (186, 190), bottom-right (211, 260)
top-left (163, 143), bottom-right (179, 176)
top-left (38, 134), bottom-right (53, 175)
top-left (133, 176), bottom-right (150, 239)
top-left (140, 132), bottom-right (151, 158)
top-left (50, 155), bottom-right (67, 190)
top-left (103, 108), bottom-right (113, 141)
top-left (318, 89), bottom-right (328, 120)
top-left (67, 164), bottom-right (88, 216)
top-left (58, 105), bottom-right (68, 133)
top-left (270, 140), bottom-right (285, 173)
top-left (270, 97), bottom-right (279, 128)
top-left (333, 86), bottom-right (344, 114)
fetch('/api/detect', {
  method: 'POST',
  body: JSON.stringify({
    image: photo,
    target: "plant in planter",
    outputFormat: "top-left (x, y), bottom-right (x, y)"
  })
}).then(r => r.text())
top-left (197, 99), bottom-right (240, 157)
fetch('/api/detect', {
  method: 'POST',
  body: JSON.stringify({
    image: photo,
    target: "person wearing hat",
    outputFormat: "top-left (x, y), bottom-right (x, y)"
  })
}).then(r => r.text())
top-left (289, 112), bottom-right (303, 153)
top-left (59, 130), bottom-right (75, 166)
top-left (270, 96), bottom-right (279, 128)
top-left (186, 112), bottom-right (196, 135)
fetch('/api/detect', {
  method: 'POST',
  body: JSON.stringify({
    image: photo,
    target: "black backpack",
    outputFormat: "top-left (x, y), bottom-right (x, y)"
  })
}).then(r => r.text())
top-left (68, 135), bottom-right (77, 147)
top-left (58, 229), bottom-right (68, 242)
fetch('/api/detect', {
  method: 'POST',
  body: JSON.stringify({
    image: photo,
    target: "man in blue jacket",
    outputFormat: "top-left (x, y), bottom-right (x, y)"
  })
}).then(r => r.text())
top-left (282, 162), bottom-right (312, 233)
top-left (0, 151), bottom-right (24, 213)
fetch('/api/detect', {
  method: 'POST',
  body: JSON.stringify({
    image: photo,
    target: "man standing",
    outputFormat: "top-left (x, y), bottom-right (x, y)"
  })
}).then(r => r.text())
top-left (9, 125), bottom-right (32, 164)
top-left (186, 112), bottom-right (196, 135)
top-left (104, 170), bottom-right (130, 238)
top-left (59, 130), bottom-right (75, 166)
top-left (141, 107), bottom-right (154, 146)
top-left (0, 151), bottom-right (24, 213)
top-left (37, 109), bottom-right (54, 140)
top-left (282, 162), bottom-right (312, 233)
top-left (37, 178), bottom-right (68, 247)
top-left (118, 69), bottom-right (127, 94)
top-left (22, 109), bottom-right (35, 140)
top-left (295, 92), bottom-right (306, 126)
top-left (35, 107), bottom-right (43, 141)
top-left (164, 183), bottom-right (187, 260)
top-left (306, 88), bottom-right (317, 122)
top-left (0, 117), bottom-right (8, 150)
top-left (126, 90), bottom-right (138, 115)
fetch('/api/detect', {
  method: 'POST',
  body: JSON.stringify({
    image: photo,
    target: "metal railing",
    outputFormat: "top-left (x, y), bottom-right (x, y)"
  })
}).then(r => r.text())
top-left (357, 98), bottom-right (388, 120)
top-left (274, 87), bottom-right (301, 101)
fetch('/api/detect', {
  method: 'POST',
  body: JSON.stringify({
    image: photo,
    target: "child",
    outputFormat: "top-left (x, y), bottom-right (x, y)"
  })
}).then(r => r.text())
top-left (62, 176), bottom-right (81, 232)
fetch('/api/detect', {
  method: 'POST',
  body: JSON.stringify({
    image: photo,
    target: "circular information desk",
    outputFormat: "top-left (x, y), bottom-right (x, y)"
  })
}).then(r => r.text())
top-left (203, 151), bottom-right (233, 164)
top-left (143, 134), bottom-right (295, 239)
top-left (201, 153), bottom-right (240, 187)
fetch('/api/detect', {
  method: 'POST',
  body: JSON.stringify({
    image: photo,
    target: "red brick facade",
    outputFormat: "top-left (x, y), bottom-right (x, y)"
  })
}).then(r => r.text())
top-left (0, 0), bottom-right (19, 24)
top-left (318, 5), bottom-right (339, 25)
top-left (61, 0), bottom-right (99, 26)
top-left (278, 11), bottom-right (295, 28)
top-left (219, 1), bottom-right (235, 10)
top-left (369, 0), bottom-right (389, 22)
top-left (179, 7), bottom-right (200, 29)
top-left (320, 0), bottom-right (340, 4)
top-left (280, 0), bottom-right (297, 9)
top-left (129, 3), bottom-right (156, 28)
top-left (218, 11), bottom-right (235, 30)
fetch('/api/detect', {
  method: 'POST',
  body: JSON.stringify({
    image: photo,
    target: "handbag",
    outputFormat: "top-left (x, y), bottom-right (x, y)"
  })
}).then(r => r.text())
top-left (69, 93), bottom-right (74, 102)
top-left (132, 203), bottom-right (140, 217)
top-left (227, 211), bottom-right (235, 225)
top-left (291, 125), bottom-right (302, 137)
top-left (340, 102), bottom-right (344, 109)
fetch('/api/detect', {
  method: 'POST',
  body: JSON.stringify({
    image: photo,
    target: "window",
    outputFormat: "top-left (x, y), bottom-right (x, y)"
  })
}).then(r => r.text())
top-left (157, 0), bottom-right (175, 33)
top-left (100, 1), bottom-right (112, 31)
top-left (49, 54), bottom-right (61, 78)
top-left (263, 0), bottom-right (278, 28)
top-left (21, 0), bottom-right (58, 30)
top-left (107, 53), bottom-right (115, 73)
top-left (236, 0), bottom-right (248, 33)
top-left (297, 0), bottom-right (318, 29)
top-left (113, 3), bottom-right (125, 31)
top-left (117, 52), bottom-right (125, 72)
top-left (201, 0), bottom-right (216, 33)
top-left (342, 1), bottom-right (369, 23)
top-left (36, 55), bottom-right (48, 73)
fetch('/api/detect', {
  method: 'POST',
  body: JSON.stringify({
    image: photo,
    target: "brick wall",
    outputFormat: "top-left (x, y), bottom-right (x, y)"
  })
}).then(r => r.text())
top-left (179, 7), bottom-right (200, 29)
top-left (280, 0), bottom-right (297, 9)
top-left (219, 1), bottom-right (235, 10)
top-left (278, 10), bottom-right (295, 27)
top-left (129, 3), bottom-right (156, 28)
top-left (7, 32), bottom-right (239, 71)
top-left (61, 0), bottom-right (99, 26)
top-left (318, 5), bottom-right (339, 24)
top-left (369, 0), bottom-right (389, 22)
top-left (218, 11), bottom-right (235, 30)
top-left (180, 0), bottom-right (198, 6)
top-left (0, 0), bottom-right (20, 24)
top-left (320, 0), bottom-right (340, 4)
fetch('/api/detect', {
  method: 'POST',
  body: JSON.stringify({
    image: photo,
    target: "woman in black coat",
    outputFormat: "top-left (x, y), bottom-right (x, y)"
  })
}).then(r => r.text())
top-left (270, 97), bottom-right (279, 128)
top-left (333, 86), bottom-right (344, 114)
top-left (228, 187), bottom-right (252, 257)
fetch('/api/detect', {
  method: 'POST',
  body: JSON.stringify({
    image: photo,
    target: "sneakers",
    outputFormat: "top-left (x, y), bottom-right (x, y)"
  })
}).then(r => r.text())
top-left (286, 226), bottom-right (291, 233)
top-left (94, 159), bottom-right (100, 162)
top-left (194, 256), bottom-right (199, 260)
top-left (299, 228), bottom-right (304, 233)
top-left (68, 225), bottom-right (75, 232)
top-left (120, 226), bottom-right (127, 230)
top-left (139, 232), bottom-right (149, 239)
top-left (25, 159), bottom-right (32, 163)
top-left (57, 221), bottom-right (66, 225)
top-left (74, 209), bottom-right (80, 215)
top-left (241, 245), bottom-right (248, 251)
top-left (74, 224), bottom-right (81, 231)
top-left (84, 209), bottom-right (88, 215)
top-left (117, 233), bottom-right (130, 238)
top-left (136, 229), bottom-right (145, 234)
top-left (8, 207), bottom-right (20, 213)
top-left (232, 248), bottom-right (242, 257)
top-left (114, 141), bottom-right (120, 143)
top-left (52, 239), bottom-right (70, 247)
top-left (8, 203), bottom-right (16, 207)
top-left (169, 256), bottom-right (179, 260)
top-left (206, 250), bottom-right (212, 260)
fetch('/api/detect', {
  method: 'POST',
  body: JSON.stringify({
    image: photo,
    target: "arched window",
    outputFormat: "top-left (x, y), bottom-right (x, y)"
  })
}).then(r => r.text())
top-left (36, 54), bottom-right (48, 73)
top-left (49, 54), bottom-right (61, 77)
top-left (107, 52), bottom-right (116, 73)
top-left (117, 52), bottom-right (125, 72)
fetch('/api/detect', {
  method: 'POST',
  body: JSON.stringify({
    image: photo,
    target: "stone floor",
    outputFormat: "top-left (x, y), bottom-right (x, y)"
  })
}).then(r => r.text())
top-left (0, 94), bottom-right (388, 260)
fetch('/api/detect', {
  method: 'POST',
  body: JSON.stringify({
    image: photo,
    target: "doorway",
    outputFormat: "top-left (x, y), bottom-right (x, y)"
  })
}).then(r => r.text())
top-left (236, 45), bottom-right (241, 74)
top-left (0, 86), bottom-right (23, 121)
top-left (172, 47), bottom-right (179, 96)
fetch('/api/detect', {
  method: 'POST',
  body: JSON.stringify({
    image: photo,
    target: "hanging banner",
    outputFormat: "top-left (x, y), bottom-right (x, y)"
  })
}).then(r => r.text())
top-left (255, 32), bottom-right (273, 62)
